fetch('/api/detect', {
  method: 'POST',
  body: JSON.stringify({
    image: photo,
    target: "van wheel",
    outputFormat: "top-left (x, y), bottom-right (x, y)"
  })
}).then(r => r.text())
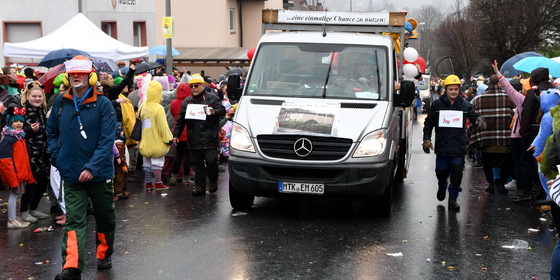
top-left (229, 181), bottom-right (254, 211)
top-left (374, 179), bottom-right (393, 217)
top-left (363, 178), bottom-right (393, 217)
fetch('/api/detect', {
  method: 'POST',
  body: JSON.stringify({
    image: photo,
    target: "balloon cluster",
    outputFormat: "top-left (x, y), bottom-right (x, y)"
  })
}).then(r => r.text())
top-left (402, 48), bottom-right (426, 78)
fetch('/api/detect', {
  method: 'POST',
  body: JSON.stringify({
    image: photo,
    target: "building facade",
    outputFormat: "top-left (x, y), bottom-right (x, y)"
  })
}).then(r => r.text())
top-left (1, 0), bottom-right (156, 66)
top-left (2, 0), bottom-right (285, 79)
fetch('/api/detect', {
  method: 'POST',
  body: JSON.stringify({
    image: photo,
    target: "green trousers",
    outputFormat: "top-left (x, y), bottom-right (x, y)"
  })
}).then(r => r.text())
top-left (61, 180), bottom-right (115, 271)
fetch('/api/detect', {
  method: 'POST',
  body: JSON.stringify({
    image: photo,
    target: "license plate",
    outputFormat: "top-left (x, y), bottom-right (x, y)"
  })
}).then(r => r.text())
top-left (278, 182), bottom-right (324, 195)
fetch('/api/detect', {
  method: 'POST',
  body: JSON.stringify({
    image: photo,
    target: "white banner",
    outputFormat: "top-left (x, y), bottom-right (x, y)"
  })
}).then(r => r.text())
top-left (276, 10), bottom-right (389, 26)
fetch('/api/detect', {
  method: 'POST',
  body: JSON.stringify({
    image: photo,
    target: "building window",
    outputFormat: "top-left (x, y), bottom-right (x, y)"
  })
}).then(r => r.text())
top-left (4, 22), bottom-right (42, 64)
top-left (101, 22), bottom-right (117, 39)
top-left (133, 21), bottom-right (147, 47)
top-left (230, 8), bottom-right (235, 33)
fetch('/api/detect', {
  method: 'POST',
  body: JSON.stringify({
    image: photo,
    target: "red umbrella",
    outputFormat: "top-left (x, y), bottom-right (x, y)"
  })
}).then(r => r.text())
top-left (38, 63), bottom-right (65, 94)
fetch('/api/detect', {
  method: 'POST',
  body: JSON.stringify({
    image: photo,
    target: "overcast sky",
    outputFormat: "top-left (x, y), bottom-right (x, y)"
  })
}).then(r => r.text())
top-left (321, 0), bottom-right (444, 12)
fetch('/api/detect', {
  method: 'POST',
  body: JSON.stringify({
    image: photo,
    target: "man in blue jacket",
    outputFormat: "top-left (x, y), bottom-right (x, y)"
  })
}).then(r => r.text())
top-left (47, 55), bottom-right (116, 280)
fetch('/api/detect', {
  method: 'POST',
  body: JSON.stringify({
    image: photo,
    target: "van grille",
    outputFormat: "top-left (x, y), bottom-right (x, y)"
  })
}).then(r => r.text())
top-left (340, 103), bottom-right (377, 109)
top-left (257, 135), bottom-right (353, 160)
top-left (250, 99), bottom-right (285, 105)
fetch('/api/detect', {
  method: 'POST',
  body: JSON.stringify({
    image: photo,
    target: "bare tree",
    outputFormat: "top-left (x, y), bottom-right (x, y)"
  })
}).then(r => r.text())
top-left (469, 0), bottom-right (560, 70)
top-left (432, 0), bottom-right (481, 79)
top-left (409, 5), bottom-right (445, 74)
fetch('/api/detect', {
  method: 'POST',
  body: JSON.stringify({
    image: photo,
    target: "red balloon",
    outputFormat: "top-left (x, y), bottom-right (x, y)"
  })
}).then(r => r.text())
top-left (247, 47), bottom-right (256, 60)
top-left (403, 59), bottom-right (414, 65)
top-left (415, 57), bottom-right (426, 73)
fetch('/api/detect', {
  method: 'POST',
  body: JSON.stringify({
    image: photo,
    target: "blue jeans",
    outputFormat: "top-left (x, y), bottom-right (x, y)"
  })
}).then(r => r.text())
top-left (435, 156), bottom-right (464, 198)
top-left (552, 238), bottom-right (560, 280)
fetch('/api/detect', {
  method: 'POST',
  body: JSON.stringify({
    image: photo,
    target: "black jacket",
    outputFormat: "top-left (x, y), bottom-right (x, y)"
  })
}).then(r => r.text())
top-left (173, 92), bottom-right (225, 149)
top-left (23, 101), bottom-right (50, 175)
top-left (423, 94), bottom-right (482, 157)
top-left (520, 67), bottom-right (555, 139)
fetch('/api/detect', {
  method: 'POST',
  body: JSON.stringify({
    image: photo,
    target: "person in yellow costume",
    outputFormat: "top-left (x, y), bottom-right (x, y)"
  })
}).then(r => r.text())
top-left (138, 80), bottom-right (174, 190)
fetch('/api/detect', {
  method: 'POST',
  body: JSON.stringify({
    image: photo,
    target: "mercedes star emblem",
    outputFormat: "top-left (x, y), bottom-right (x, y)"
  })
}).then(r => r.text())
top-left (294, 138), bottom-right (313, 157)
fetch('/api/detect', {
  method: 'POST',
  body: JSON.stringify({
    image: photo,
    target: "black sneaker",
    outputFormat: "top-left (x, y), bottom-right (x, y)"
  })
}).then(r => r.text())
top-left (97, 256), bottom-right (112, 269)
top-left (209, 181), bottom-right (218, 193)
top-left (497, 183), bottom-right (508, 194)
top-left (448, 198), bottom-right (460, 211)
top-left (513, 192), bottom-right (533, 202)
top-left (437, 188), bottom-right (446, 201)
top-left (55, 268), bottom-right (81, 280)
top-left (192, 186), bottom-right (206, 196)
top-left (485, 183), bottom-right (495, 193)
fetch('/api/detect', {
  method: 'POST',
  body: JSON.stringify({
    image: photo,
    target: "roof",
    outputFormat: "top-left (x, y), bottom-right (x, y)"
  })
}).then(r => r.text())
top-left (172, 47), bottom-right (251, 67)
top-left (3, 13), bottom-right (148, 61)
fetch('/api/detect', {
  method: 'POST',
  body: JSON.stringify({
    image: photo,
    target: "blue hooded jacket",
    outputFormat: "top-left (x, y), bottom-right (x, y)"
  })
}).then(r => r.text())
top-left (46, 87), bottom-right (116, 183)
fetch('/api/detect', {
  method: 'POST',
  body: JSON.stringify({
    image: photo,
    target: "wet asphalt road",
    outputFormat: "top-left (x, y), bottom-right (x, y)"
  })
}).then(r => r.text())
top-left (0, 113), bottom-right (557, 280)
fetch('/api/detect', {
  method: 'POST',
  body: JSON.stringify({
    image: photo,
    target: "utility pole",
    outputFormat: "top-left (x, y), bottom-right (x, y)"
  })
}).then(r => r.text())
top-left (165, 0), bottom-right (172, 75)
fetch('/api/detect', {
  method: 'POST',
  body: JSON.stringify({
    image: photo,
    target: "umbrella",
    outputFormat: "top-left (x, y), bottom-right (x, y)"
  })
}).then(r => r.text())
top-left (38, 63), bottom-right (66, 93)
top-left (112, 67), bottom-right (130, 77)
top-left (135, 62), bottom-right (164, 74)
top-left (149, 45), bottom-right (180, 56)
top-left (499, 52), bottom-right (544, 77)
top-left (38, 48), bottom-right (91, 68)
top-left (513, 56), bottom-right (560, 78)
top-left (225, 68), bottom-right (247, 77)
top-left (90, 56), bottom-right (118, 73)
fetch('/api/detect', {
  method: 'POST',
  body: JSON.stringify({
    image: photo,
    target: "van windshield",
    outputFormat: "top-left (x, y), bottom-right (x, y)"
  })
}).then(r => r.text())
top-left (244, 43), bottom-right (389, 101)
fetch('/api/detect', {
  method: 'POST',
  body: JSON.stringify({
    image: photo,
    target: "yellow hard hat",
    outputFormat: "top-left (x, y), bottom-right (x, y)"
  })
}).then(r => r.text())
top-left (189, 74), bottom-right (205, 84)
top-left (444, 75), bottom-right (461, 87)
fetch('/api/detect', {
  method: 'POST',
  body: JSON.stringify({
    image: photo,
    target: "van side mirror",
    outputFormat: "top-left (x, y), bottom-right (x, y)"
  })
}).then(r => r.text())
top-left (227, 74), bottom-right (243, 101)
top-left (394, 80), bottom-right (416, 107)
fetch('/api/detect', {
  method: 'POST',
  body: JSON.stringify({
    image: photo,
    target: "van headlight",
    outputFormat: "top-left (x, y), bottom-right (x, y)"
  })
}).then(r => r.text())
top-left (353, 130), bottom-right (386, 157)
top-left (231, 123), bottom-right (255, 153)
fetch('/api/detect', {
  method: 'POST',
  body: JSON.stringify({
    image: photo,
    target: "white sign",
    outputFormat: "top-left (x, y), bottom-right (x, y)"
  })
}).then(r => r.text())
top-left (277, 10), bottom-right (389, 26)
top-left (117, 0), bottom-right (136, 5)
top-left (185, 104), bottom-right (207, 121)
top-left (438, 110), bottom-right (463, 128)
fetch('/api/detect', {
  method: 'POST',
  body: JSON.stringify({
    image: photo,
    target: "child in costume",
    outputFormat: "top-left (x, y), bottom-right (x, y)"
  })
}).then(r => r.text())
top-left (0, 105), bottom-right (36, 228)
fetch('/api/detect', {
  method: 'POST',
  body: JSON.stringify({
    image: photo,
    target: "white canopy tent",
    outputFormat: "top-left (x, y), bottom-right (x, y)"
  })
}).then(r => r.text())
top-left (3, 13), bottom-right (148, 61)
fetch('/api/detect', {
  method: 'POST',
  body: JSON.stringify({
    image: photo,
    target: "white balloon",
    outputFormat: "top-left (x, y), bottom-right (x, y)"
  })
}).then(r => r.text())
top-left (403, 63), bottom-right (419, 78)
top-left (403, 48), bottom-right (419, 62)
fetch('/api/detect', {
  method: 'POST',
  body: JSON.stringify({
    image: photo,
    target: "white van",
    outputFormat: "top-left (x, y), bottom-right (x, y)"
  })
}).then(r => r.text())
top-left (226, 10), bottom-right (416, 216)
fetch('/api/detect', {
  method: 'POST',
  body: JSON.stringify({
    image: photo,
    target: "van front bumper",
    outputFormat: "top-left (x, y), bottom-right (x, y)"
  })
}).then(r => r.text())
top-left (228, 155), bottom-right (394, 199)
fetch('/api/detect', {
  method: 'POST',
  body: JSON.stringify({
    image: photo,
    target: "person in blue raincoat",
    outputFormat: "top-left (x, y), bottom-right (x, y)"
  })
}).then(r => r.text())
top-left (47, 55), bottom-right (116, 279)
